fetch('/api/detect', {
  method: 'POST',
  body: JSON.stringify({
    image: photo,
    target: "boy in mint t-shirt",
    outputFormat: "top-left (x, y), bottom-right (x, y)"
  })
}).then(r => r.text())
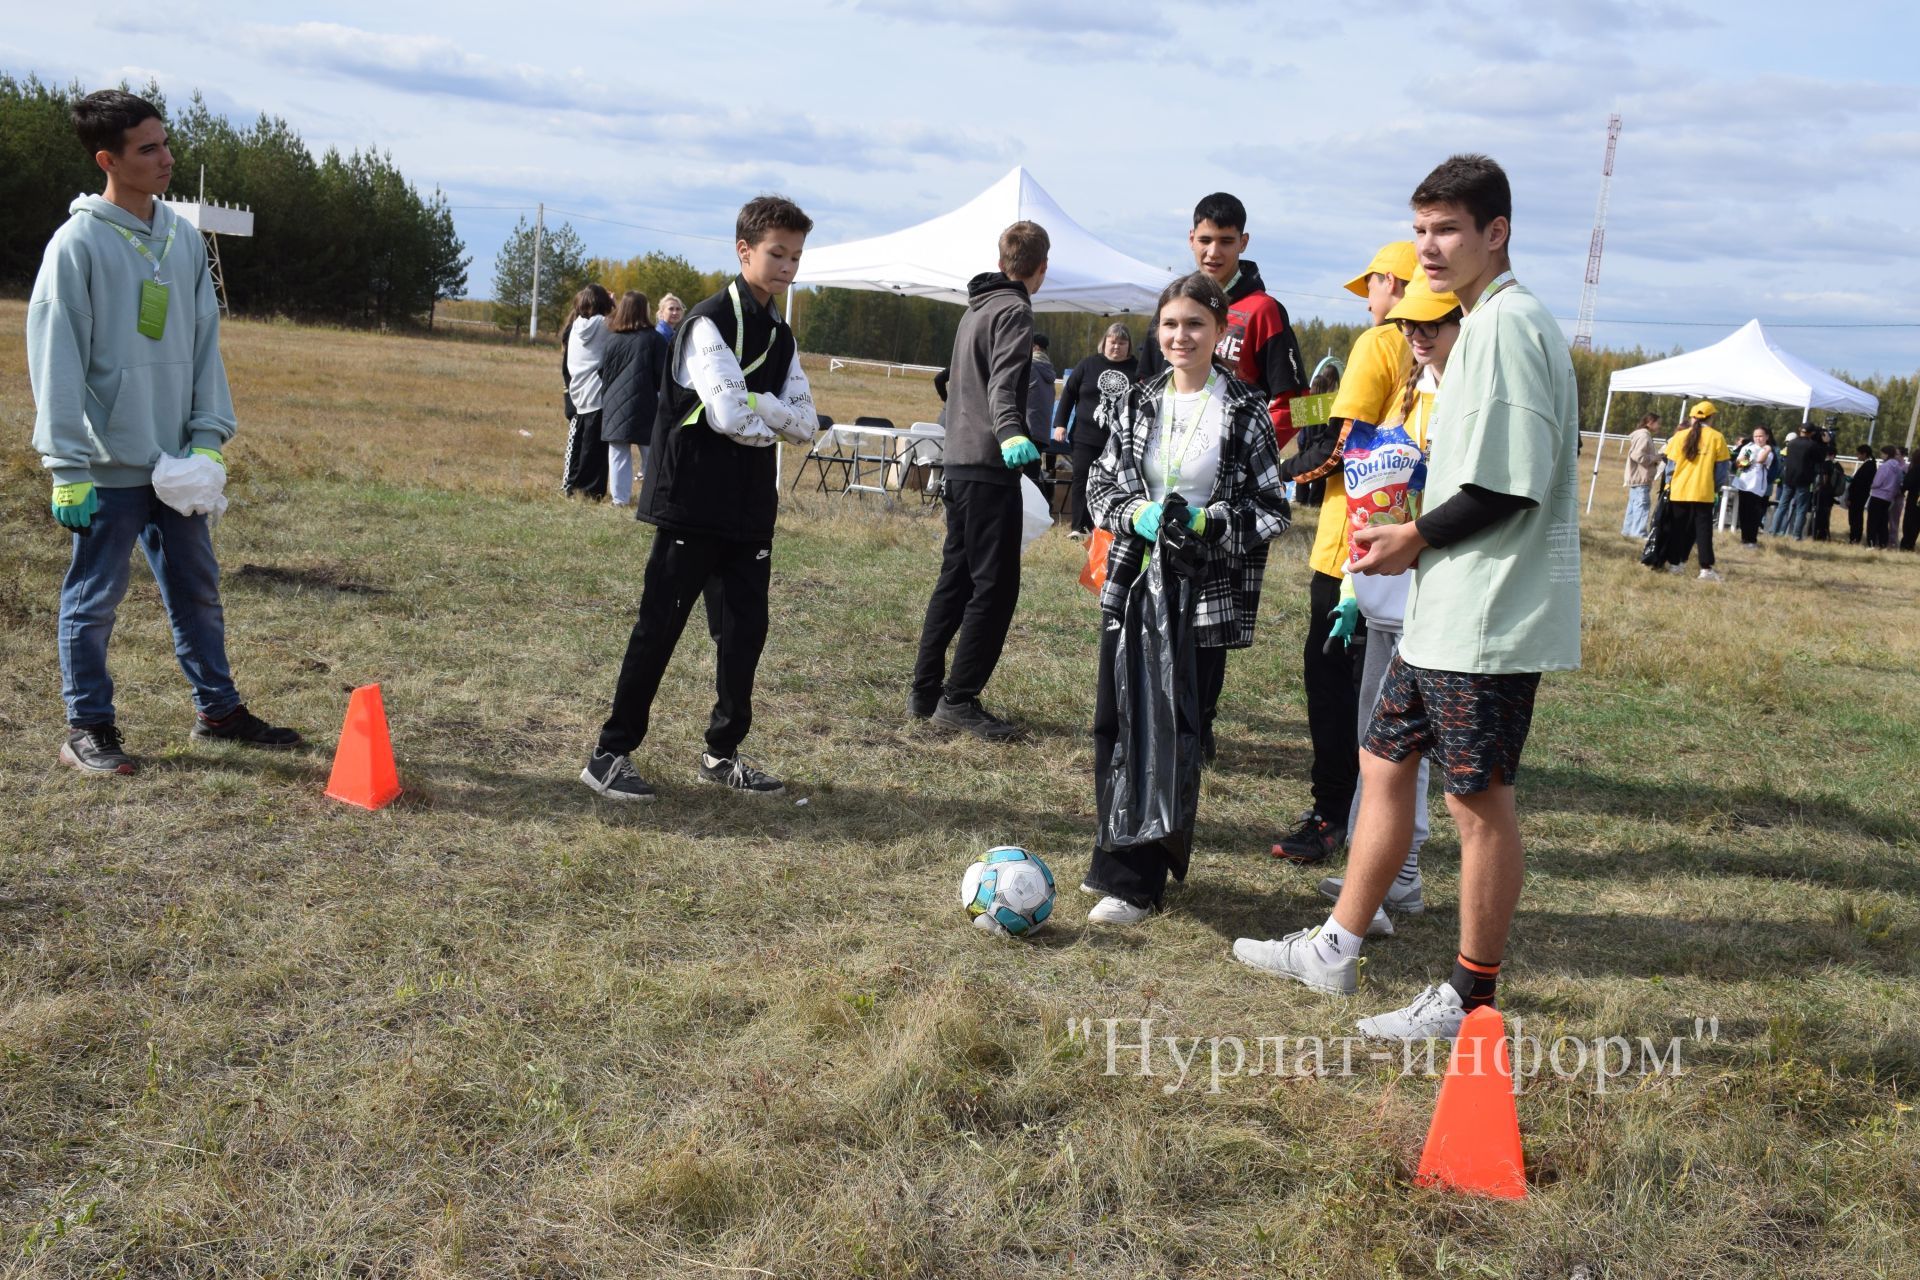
top-left (1234, 155), bottom-right (1580, 1041)
top-left (28, 91), bottom-right (301, 775)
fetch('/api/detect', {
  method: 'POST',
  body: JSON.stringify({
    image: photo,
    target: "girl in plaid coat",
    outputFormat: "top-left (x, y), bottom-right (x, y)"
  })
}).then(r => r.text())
top-left (1082, 273), bottom-right (1292, 924)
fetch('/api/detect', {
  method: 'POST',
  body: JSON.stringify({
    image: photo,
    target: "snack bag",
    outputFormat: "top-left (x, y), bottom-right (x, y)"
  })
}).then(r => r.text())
top-left (1341, 420), bottom-right (1427, 569)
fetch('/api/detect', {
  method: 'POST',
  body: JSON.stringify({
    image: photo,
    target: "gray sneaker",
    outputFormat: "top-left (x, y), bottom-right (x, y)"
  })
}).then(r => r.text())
top-left (1230, 927), bottom-right (1358, 996)
top-left (1318, 873), bottom-right (1426, 915)
top-left (930, 697), bottom-right (1020, 742)
top-left (1356, 982), bottom-right (1467, 1042)
top-left (699, 752), bottom-right (785, 795)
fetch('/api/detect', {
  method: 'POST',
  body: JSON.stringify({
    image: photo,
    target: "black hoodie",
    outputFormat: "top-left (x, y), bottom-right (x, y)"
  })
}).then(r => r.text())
top-left (942, 272), bottom-right (1036, 484)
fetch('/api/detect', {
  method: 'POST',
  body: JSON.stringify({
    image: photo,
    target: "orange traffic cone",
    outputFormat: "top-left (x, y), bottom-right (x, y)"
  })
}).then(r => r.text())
top-left (1415, 1005), bottom-right (1526, 1199)
top-left (324, 683), bottom-right (401, 811)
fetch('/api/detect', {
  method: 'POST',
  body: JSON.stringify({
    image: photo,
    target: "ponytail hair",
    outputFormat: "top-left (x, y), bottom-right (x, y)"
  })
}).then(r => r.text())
top-left (1682, 422), bottom-right (1704, 461)
top-left (1397, 349), bottom-right (1421, 425)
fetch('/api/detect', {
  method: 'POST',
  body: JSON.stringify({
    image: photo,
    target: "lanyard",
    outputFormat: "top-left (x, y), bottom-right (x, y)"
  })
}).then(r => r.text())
top-left (728, 279), bottom-right (775, 376)
top-left (1156, 372), bottom-right (1216, 493)
top-left (109, 219), bottom-right (175, 280)
top-left (1471, 270), bottom-right (1517, 312)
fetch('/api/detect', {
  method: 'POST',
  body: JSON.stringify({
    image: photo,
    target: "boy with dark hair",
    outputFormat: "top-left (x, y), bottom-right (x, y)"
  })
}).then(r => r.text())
top-left (909, 220), bottom-right (1050, 740)
top-left (581, 194), bottom-right (817, 800)
top-left (1237, 154), bottom-right (1583, 1043)
top-left (1137, 192), bottom-right (1310, 448)
top-left (28, 89), bottom-right (301, 775)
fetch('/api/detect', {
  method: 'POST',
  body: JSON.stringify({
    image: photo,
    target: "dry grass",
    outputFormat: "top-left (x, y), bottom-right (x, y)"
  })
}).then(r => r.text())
top-left (1, 300), bottom-right (1917, 1278)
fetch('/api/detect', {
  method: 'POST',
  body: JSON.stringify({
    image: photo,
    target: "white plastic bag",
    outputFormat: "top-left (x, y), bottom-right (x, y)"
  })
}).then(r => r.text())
top-left (1019, 474), bottom-right (1051, 555)
top-left (151, 452), bottom-right (229, 521)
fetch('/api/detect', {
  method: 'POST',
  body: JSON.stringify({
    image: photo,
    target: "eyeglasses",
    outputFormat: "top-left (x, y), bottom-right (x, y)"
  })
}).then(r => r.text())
top-left (1393, 312), bottom-right (1463, 340)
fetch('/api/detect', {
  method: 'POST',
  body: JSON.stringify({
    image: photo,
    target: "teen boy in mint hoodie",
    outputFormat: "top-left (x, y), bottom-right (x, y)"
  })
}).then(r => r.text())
top-left (27, 90), bottom-right (300, 775)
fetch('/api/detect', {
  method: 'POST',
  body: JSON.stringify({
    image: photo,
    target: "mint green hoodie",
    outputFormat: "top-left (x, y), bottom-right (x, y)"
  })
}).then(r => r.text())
top-left (27, 195), bottom-right (237, 487)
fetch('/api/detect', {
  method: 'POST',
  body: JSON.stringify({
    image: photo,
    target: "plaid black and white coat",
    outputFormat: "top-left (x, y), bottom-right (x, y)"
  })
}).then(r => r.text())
top-left (1086, 368), bottom-right (1292, 649)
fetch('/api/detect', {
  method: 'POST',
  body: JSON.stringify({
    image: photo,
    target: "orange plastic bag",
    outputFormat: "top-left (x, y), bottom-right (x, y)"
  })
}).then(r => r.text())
top-left (1079, 527), bottom-right (1114, 592)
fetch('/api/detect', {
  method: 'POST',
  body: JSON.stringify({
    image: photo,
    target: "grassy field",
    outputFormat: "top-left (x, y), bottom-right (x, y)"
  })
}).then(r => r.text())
top-left (2, 298), bottom-right (1917, 1279)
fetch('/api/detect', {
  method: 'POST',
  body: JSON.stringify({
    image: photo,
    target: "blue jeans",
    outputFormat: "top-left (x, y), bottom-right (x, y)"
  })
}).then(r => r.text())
top-left (1770, 484), bottom-right (1810, 539)
top-left (1622, 485), bottom-right (1652, 538)
top-left (58, 485), bottom-right (239, 726)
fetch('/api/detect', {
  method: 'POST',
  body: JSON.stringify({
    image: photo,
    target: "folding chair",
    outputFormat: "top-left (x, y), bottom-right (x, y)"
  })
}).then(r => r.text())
top-left (846, 416), bottom-right (897, 496)
top-left (791, 413), bottom-right (850, 492)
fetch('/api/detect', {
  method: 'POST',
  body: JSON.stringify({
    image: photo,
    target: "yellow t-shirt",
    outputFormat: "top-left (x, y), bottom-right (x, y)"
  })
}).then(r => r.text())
top-left (1663, 426), bottom-right (1730, 503)
top-left (1310, 324), bottom-right (1412, 576)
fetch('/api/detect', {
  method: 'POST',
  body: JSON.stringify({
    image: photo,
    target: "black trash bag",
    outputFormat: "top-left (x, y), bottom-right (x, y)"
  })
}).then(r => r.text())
top-left (1640, 482), bottom-right (1672, 568)
top-left (1098, 493), bottom-right (1206, 879)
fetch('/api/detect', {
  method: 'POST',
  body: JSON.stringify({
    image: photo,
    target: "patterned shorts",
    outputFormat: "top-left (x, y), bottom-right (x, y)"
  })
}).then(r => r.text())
top-left (1362, 655), bottom-right (1542, 795)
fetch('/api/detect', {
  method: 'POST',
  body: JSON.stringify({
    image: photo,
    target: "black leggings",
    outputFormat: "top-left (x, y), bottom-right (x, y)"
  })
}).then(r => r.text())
top-left (1665, 501), bottom-right (1716, 569)
top-left (1735, 490), bottom-right (1767, 544)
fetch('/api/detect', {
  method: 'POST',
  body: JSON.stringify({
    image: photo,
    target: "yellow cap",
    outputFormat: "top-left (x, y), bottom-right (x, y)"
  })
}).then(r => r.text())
top-left (1344, 241), bottom-right (1418, 297)
top-left (1689, 401), bottom-right (1718, 420)
top-left (1384, 269), bottom-right (1461, 323)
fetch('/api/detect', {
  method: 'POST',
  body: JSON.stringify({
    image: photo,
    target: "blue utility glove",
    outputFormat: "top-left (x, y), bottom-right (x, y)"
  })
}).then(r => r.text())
top-left (51, 481), bottom-right (98, 530)
top-left (1324, 593), bottom-right (1360, 649)
top-left (1132, 500), bottom-right (1164, 542)
top-left (191, 447), bottom-right (225, 467)
top-left (1000, 437), bottom-right (1040, 468)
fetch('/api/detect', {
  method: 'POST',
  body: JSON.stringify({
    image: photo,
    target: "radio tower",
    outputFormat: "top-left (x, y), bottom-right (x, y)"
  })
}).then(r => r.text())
top-left (1572, 114), bottom-right (1623, 352)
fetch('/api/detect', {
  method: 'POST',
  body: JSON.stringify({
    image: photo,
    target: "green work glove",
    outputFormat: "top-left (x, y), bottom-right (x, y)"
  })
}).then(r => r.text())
top-left (1187, 507), bottom-right (1208, 535)
top-left (191, 447), bottom-right (225, 467)
top-left (1325, 594), bottom-right (1360, 648)
top-left (1132, 500), bottom-right (1164, 542)
top-left (51, 481), bottom-right (98, 530)
top-left (1000, 437), bottom-right (1040, 468)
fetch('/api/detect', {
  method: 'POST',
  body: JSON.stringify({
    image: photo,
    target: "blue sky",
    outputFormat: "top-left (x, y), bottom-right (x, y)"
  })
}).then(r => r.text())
top-left (9, 0), bottom-right (1918, 377)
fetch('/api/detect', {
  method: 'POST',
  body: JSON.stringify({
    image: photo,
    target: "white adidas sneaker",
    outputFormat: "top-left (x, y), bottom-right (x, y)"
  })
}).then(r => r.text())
top-left (1230, 928), bottom-right (1358, 996)
top-left (1355, 983), bottom-right (1467, 1042)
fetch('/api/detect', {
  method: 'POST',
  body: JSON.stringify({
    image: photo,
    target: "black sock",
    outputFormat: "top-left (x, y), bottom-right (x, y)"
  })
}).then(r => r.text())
top-left (1448, 953), bottom-right (1500, 1010)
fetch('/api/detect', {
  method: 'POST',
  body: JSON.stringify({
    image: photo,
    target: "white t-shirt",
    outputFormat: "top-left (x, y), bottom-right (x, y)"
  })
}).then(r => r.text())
top-left (1143, 382), bottom-right (1225, 507)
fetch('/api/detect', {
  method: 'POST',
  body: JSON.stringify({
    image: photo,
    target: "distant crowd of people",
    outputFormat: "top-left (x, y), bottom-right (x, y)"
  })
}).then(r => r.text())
top-left (1620, 405), bottom-right (1917, 578)
top-left (558, 288), bottom-right (685, 506)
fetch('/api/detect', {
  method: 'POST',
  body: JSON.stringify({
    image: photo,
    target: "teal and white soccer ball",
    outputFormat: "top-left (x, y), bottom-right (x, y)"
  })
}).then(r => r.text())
top-left (961, 846), bottom-right (1056, 937)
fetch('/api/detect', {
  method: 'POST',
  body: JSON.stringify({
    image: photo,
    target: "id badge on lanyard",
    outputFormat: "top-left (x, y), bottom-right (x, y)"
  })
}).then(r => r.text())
top-left (137, 279), bottom-right (170, 340)
top-left (112, 219), bottom-right (175, 341)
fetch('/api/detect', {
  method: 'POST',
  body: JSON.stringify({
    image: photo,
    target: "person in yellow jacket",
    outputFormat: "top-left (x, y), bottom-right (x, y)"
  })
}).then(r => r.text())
top-left (1661, 401), bottom-right (1731, 581)
top-left (1267, 240), bottom-right (1415, 864)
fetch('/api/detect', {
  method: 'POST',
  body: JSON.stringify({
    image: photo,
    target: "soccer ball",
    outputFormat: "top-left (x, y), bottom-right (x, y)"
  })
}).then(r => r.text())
top-left (960, 846), bottom-right (1057, 937)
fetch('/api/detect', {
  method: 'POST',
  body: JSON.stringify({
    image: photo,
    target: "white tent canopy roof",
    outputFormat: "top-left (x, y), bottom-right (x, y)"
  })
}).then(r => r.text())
top-left (792, 167), bottom-right (1176, 315)
top-left (1606, 319), bottom-right (1879, 417)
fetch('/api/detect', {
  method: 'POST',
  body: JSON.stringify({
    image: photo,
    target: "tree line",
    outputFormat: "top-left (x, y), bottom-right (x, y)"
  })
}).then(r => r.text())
top-left (0, 74), bottom-right (468, 326)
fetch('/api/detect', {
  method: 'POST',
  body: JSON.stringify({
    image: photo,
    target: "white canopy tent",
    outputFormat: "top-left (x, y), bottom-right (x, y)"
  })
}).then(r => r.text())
top-left (789, 166), bottom-right (1176, 316)
top-left (1586, 319), bottom-right (1880, 512)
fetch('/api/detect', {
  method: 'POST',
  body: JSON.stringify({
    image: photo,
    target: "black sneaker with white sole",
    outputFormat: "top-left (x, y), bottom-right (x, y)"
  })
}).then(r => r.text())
top-left (61, 723), bottom-right (136, 775)
top-left (580, 749), bottom-right (657, 801)
top-left (930, 696), bottom-right (1020, 742)
top-left (191, 705), bottom-right (304, 750)
top-left (699, 752), bottom-right (785, 794)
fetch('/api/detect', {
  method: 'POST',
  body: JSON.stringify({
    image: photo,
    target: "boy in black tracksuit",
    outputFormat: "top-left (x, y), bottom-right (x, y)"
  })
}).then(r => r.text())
top-left (580, 196), bottom-right (817, 800)
top-left (909, 220), bottom-right (1052, 741)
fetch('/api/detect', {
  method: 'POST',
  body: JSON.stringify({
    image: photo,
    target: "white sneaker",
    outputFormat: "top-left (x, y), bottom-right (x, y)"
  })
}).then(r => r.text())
top-left (1319, 873), bottom-right (1426, 916)
top-left (1666, 564), bottom-right (1686, 575)
top-left (1356, 983), bottom-right (1467, 1042)
top-left (1088, 896), bottom-right (1150, 925)
top-left (1698, 568), bottom-right (1724, 582)
top-left (1078, 880), bottom-right (1101, 897)
top-left (1230, 928), bottom-right (1358, 996)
